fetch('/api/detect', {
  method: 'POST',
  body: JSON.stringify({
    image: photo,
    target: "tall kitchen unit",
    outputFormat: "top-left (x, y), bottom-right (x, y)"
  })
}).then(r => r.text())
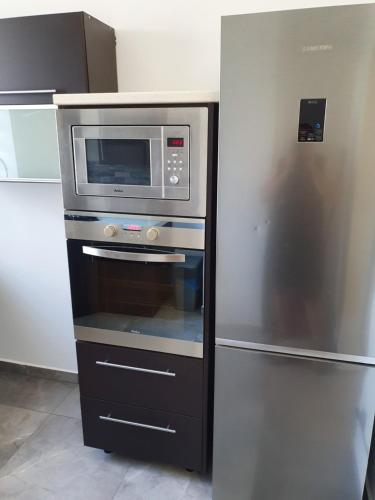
top-left (213, 5), bottom-right (375, 500)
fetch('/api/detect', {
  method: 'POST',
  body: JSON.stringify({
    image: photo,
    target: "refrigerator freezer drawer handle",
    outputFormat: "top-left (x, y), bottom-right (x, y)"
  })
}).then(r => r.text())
top-left (82, 245), bottom-right (186, 263)
top-left (99, 415), bottom-right (177, 434)
top-left (95, 360), bottom-right (176, 377)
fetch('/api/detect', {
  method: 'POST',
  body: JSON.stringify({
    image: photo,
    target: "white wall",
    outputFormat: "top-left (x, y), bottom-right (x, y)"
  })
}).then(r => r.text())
top-left (0, 183), bottom-right (75, 371)
top-left (0, 0), bottom-right (372, 372)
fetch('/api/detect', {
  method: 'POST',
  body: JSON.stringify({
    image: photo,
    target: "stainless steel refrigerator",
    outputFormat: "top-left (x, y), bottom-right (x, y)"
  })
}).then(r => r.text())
top-left (213, 5), bottom-right (375, 500)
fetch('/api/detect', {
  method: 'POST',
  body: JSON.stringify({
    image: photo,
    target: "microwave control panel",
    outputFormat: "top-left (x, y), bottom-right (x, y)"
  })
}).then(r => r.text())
top-left (163, 126), bottom-right (189, 191)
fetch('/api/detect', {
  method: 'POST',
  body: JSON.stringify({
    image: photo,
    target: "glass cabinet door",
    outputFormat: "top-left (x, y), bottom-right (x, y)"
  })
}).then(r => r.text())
top-left (0, 108), bottom-right (60, 181)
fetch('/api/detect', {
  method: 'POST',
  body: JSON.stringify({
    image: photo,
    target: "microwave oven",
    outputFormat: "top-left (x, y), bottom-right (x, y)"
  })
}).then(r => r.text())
top-left (57, 106), bottom-right (211, 217)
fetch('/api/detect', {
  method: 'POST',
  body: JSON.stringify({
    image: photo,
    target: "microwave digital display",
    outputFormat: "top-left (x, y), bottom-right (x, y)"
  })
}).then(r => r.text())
top-left (167, 137), bottom-right (184, 147)
top-left (85, 138), bottom-right (151, 186)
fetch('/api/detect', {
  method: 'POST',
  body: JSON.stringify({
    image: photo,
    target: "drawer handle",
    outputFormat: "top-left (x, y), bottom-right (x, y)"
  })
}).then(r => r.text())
top-left (99, 414), bottom-right (176, 434)
top-left (96, 360), bottom-right (176, 377)
top-left (0, 89), bottom-right (56, 95)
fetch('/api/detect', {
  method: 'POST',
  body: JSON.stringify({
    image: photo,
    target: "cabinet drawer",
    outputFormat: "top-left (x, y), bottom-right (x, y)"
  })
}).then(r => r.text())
top-left (77, 342), bottom-right (203, 417)
top-left (81, 397), bottom-right (203, 471)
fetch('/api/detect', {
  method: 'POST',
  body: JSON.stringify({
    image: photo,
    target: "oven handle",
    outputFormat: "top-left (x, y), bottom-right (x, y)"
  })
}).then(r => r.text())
top-left (82, 246), bottom-right (186, 263)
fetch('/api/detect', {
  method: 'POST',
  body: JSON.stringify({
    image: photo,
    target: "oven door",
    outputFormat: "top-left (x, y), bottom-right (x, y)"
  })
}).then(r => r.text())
top-left (67, 240), bottom-right (204, 358)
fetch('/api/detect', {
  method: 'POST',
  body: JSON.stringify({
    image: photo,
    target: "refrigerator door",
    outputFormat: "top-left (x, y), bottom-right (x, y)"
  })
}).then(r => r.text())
top-left (217, 5), bottom-right (375, 360)
top-left (213, 346), bottom-right (375, 500)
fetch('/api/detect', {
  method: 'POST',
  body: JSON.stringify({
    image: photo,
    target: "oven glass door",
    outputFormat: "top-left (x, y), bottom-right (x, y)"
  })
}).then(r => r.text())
top-left (67, 240), bottom-right (204, 357)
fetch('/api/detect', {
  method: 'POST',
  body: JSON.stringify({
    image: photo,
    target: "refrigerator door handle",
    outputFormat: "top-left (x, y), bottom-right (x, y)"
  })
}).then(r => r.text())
top-left (216, 338), bottom-right (375, 366)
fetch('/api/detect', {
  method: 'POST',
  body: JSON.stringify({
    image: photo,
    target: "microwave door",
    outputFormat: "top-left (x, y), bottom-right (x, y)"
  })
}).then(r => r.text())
top-left (73, 128), bottom-right (164, 199)
top-left (71, 124), bottom-right (190, 201)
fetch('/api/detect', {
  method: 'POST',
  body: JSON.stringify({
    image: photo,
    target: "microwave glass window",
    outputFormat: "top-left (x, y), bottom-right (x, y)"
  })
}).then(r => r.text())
top-left (85, 139), bottom-right (151, 186)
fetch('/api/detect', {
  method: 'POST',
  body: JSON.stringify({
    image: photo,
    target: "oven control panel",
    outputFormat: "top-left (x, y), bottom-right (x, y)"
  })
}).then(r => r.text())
top-left (65, 212), bottom-right (205, 250)
top-left (163, 126), bottom-right (189, 192)
top-left (106, 223), bottom-right (159, 242)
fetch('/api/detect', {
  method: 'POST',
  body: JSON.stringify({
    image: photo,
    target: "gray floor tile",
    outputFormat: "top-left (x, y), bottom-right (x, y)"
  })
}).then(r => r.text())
top-left (113, 459), bottom-right (212, 500)
top-left (0, 404), bottom-right (48, 470)
top-left (0, 474), bottom-right (55, 500)
top-left (0, 414), bottom-right (129, 499)
top-left (182, 473), bottom-right (212, 500)
top-left (53, 386), bottom-right (81, 419)
top-left (0, 371), bottom-right (75, 413)
top-left (0, 361), bottom-right (78, 383)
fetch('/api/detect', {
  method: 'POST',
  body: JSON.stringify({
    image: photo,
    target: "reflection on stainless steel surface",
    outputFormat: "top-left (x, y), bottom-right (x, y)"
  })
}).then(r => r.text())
top-left (75, 325), bottom-right (203, 358)
top-left (213, 347), bottom-right (375, 500)
top-left (262, 147), bottom-right (333, 349)
top-left (216, 4), bottom-right (375, 359)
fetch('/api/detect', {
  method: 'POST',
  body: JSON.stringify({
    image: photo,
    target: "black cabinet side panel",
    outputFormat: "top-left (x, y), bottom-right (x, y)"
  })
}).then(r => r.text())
top-left (83, 13), bottom-right (118, 93)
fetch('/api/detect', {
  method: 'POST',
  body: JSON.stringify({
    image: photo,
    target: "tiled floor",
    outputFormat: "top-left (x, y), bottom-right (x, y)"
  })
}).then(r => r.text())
top-left (0, 370), bottom-right (212, 500)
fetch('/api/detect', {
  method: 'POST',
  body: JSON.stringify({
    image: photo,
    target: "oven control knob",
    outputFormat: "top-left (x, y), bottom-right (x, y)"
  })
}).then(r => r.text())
top-left (103, 224), bottom-right (118, 238)
top-left (169, 175), bottom-right (179, 185)
top-left (146, 227), bottom-right (159, 241)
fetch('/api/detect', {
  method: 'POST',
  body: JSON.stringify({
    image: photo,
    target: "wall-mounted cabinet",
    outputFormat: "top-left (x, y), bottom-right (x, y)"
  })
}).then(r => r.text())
top-left (0, 107), bottom-right (60, 182)
top-left (0, 11), bottom-right (117, 181)
top-left (0, 12), bottom-right (117, 105)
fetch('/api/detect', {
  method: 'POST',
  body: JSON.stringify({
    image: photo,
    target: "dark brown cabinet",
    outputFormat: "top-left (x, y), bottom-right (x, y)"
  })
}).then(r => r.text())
top-left (0, 12), bottom-right (117, 104)
top-left (76, 342), bottom-right (206, 471)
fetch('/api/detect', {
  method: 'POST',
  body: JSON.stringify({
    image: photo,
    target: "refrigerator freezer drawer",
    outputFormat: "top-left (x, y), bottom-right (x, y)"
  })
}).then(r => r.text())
top-left (213, 346), bottom-right (375, 500)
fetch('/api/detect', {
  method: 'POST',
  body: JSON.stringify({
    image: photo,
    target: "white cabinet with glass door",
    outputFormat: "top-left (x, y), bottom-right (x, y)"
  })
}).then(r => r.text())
top-left (0, 106), bottom-right (60, 182)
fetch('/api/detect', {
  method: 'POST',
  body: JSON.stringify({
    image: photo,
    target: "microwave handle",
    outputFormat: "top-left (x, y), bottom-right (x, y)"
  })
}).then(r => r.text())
top-left (82, 245), bottom-right (186, 263)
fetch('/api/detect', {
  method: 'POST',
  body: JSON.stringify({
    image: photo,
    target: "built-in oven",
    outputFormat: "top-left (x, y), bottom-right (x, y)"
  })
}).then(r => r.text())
top-left (65, 211), bottom-right (206, 358)
top-left (57, 107), bottom-right (209, 218)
